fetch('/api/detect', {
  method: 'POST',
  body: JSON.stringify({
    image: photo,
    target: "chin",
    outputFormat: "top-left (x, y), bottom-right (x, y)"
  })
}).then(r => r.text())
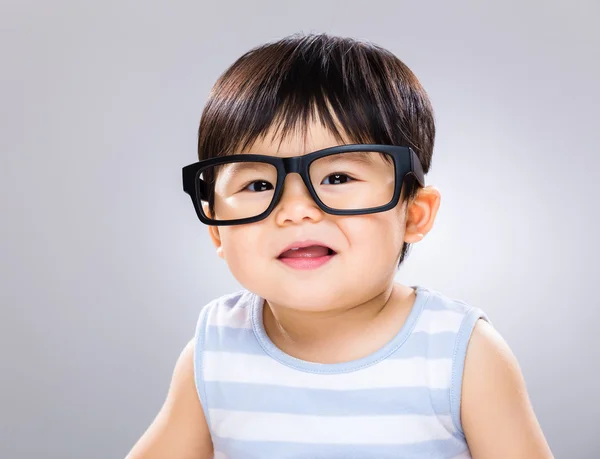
top-left (266, 283), bottom-right (349, 312)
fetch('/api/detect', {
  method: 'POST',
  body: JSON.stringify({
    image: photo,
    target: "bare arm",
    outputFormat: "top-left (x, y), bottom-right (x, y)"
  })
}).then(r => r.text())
top-left (462, 320), bottom-right (554, 459)
top-left (126, 339), bottom-right (213, 459)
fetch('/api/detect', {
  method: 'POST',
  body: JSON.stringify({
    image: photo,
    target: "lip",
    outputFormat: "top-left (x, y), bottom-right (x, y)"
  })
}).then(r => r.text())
top-left (278, 254), bottom-right (335, 270)
top-left (276, 240), bottom-right (337, 270)
top-left (277, 240), bottom-right (336, 258)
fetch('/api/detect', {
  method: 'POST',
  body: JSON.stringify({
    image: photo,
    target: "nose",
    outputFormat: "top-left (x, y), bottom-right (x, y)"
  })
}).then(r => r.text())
top-left (273, 174), bottom-right (323, 226)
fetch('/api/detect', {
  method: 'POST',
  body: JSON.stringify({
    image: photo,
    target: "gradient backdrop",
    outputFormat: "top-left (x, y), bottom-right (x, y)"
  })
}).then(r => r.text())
top-left (1, 1), bottom-right (598, 457)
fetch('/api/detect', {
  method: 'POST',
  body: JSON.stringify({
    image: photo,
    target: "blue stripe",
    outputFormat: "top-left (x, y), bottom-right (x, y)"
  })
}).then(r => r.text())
top-left (205, 382), bottom-right (450, 416)
top-left (389, 331), bottom-right (457, 359)
top-left (204, 326), bottom-right (263, 354)
top-left (212, 436), bottom-right (470, 458)
top-left (205, 325), bottom-right (458, 359)
top-left (193, 303), bottom-right (212, 426)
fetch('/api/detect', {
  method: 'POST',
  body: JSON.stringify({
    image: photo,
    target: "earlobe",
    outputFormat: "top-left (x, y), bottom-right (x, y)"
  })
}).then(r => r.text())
top-left (404, 186), bottom-right (441, 243)
top-left (204, 205), bottom-right (225, 259)
top-left (207, 225), bottom-right (225, 259)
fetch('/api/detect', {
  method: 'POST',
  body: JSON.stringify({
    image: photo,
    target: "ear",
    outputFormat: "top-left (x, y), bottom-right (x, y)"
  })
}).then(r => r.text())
top-left (208, 225), bottom-right (225, 258)
top-left (204, 205), bottom-right (225, 259)
top-left (404, 185), bottom-right (441, 243)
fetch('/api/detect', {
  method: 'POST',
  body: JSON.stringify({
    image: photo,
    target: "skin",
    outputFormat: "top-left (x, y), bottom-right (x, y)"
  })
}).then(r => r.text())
top-left (126, 122), bottom-right (553, 458)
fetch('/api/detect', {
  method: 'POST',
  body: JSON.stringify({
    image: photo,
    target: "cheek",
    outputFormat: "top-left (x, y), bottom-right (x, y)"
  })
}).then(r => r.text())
top-left (221, 227), bottom-right (256, 258)
top-left (340, 211), bottom-right (406, 260)
top-left (219, 226), bottom-right (269, 279)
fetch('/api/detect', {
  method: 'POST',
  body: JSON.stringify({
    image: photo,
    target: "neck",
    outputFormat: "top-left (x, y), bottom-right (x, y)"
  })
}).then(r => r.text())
top-left (262, 283), bottom-right (416, 363)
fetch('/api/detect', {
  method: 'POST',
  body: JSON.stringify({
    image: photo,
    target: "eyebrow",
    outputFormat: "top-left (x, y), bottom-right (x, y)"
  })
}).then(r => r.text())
top-left (316, 151), bottom-right (376, 165)
top-left (219, 151), bottom-right (380, 175)
top-left (219, 161), bottom-right (273, 175)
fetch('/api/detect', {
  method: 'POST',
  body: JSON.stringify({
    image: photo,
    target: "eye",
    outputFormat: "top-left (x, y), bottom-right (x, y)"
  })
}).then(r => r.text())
top-left (321, 173), bottom-right (353, 185)
top-left (243, 180), bottom-right (274, 192)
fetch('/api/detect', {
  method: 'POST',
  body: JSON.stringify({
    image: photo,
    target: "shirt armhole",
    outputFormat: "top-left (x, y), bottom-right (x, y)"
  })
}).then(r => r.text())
top-left (450, 307), bottom-right (491, 436)
top-left (193, 302), bottom-right (213, 428)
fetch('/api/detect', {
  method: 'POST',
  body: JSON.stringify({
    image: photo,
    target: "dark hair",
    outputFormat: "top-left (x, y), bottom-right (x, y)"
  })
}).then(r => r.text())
top-left (197, 33), bottom-right (435, 266)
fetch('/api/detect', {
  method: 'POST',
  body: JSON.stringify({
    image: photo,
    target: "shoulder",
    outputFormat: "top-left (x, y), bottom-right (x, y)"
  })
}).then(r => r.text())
top-left (192, 288), bottom-right (257, 365)
top-left (126, 339), bottom-right (213, 458)
top-left (412, 287), bottom-right (491, 430)
top-left (414, 286), bottom-right (490, 335)
top-left (460, 319), bottom-right (553, 457)
top-left (464, 319), bottom-right (513, 370)
top-left (462, 319), bottom-right (529, 412)
top-left (418, 286), bottom-right (484, 314)
top-left (462, 319), bottom-right (520, 400)
top-left (416, 288), bottom-right (552, 456)
top-left (195, 289), bottom-right (257, 330)
top-left (201, 289), bottom-right (255, 311)
top-left (191, 289), bottom-right (259, 409)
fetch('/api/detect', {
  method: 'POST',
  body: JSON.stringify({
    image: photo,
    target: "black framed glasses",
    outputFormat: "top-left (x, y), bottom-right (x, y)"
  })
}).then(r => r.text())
top-left (182, 144), bottom-right (425, 226)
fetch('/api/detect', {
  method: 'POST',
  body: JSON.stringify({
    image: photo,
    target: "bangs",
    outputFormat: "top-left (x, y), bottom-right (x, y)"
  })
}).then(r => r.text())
top-left (197, 33), bottom-right (435, 173)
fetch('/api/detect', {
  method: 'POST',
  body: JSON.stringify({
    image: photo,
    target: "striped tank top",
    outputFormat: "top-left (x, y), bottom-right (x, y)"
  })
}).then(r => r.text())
top-left (193, 285), bottom-right (489, 458)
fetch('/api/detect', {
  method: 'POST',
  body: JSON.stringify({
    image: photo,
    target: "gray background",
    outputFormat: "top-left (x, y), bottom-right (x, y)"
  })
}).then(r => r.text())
top-left (1, 0), bottom-right (598, 458)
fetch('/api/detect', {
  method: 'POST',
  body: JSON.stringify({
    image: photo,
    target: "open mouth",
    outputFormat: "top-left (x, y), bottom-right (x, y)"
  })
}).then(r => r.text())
top-left (278, 245), bottom-right (336, 259)
top-left (277, 243), bottom-right (337, 270)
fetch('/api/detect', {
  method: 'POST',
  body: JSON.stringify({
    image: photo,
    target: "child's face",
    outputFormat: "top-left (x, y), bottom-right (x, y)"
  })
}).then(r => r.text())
top-left (207, 122), bottom-right (436, 311)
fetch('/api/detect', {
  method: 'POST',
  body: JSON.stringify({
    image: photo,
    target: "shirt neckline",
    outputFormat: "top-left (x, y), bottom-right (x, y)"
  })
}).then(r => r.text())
top-left (250, 285), bottom-right (431, 374)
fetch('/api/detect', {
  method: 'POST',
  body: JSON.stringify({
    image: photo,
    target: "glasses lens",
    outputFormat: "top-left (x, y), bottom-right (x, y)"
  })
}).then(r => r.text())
top-left (309, 151), bottom-right (396, 210)
top-left (197, 161), bottom-right (277, 222)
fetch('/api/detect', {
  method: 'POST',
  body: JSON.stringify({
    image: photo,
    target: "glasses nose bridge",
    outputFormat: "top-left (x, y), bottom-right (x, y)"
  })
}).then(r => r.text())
top-left (281, 155), bottom-right (304, 175)
top-left (277, 154), bottom-right (316, 200)
top-left (280, 155), bottom-right (311, 188)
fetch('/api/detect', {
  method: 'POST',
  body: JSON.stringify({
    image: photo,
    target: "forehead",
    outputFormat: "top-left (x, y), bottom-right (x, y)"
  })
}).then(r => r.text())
top-left (242, 120), bottom-right (352, 158)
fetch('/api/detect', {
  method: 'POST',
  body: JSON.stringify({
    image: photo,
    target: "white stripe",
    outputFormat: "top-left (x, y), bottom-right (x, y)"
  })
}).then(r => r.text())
top-left (204, 352), bottom-right (452, 389)
top-left (209, 409), bottom-right (454, 444)
top-left (213, 452), bottom-right (228, 459)
top-left (450, 452), bottom-right (472, 459)
top-left (207, 304), bottom-right (252, 329)
top-left (412, 309), bottom-right (464, 334)
top-left (208, 300), bottom-right (466, 332)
